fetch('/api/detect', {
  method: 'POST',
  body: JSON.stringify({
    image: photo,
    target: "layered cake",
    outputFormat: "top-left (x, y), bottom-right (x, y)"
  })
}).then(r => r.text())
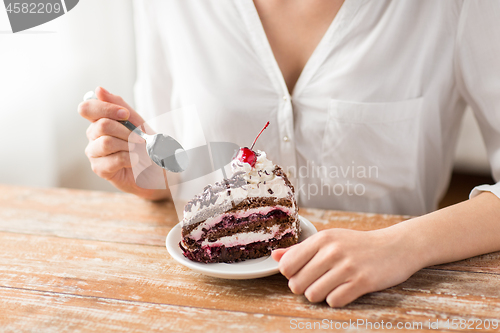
top-left (179, 123), bottom-right (300, 263)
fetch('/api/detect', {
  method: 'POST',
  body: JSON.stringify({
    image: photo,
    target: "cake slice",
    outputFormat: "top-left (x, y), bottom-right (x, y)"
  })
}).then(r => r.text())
top-left (179, 123), bottom-right (300, 263)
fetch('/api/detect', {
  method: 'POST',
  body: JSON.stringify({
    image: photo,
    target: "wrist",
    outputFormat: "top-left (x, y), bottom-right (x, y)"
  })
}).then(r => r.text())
top-left (399, 216), bottom-right (441, 269)
top-left (376, 219), bottom-right (431, 273)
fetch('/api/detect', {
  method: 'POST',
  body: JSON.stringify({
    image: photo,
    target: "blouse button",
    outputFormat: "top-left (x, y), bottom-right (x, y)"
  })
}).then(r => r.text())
top-left (283, 95), bottom-right (288, 101)
top-left (283, 136), bottom-right (290, 142)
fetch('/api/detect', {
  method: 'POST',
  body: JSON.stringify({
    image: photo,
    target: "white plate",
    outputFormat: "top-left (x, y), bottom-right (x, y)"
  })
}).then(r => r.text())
top-left (166, 215), bottom-right (318, 279)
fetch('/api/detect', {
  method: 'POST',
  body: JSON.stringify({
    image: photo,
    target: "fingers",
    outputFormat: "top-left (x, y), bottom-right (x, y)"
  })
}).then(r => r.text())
top-left (85, 136), bottom-right (134, 158)
top-left (288, 246), bottom-right (340, 295)
top-left (95, 86), bottom-right (133, 112)
top-left (78, 99), bottom-right (129, 123)
top-left (326, 281), bottom-right (366, 308)
top-left (95, 86), bottom-right (145, 126)
top-left (86, 118), bottom-right (144, 143)
top-left (271, 248), bottom-right (289, 262)
top-left (302, 266), bottom-right (350, 304)
top-left (89, 151), bottom-right (135, 181)
top-left (278, 228), bottom-right (390, 308)
top-left (278, 238), bottom-right (319, 279)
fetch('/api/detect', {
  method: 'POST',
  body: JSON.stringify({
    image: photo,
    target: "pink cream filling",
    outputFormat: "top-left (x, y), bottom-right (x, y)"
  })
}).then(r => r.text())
top-left (190, 205), bottom-right (294, 240)
top-left (201, 226), bottom-right (296, 248)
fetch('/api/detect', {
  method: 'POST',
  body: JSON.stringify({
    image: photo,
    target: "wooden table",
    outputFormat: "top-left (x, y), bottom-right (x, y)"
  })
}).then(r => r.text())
top-left (1, 185), bottom-right (499, 332)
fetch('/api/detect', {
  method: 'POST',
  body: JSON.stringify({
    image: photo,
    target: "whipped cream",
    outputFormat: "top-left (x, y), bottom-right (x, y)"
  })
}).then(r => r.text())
top-left (230, 150), bottom-right (292, 198)
top-left (181, 150), bottom-right (294, 226)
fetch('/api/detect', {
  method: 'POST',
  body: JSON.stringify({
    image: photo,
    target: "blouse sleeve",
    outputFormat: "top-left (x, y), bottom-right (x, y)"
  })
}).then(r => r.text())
top-left (454, 1), bottom-right (500, 200)
top-left (132, 0), bottom-right (172, 130)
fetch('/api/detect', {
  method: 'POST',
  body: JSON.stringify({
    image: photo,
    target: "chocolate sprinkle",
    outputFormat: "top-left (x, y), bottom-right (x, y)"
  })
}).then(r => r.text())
top-left (184, 171), bottom-right (247, 213)
top-left (182, 165), bottom-right (296, 227)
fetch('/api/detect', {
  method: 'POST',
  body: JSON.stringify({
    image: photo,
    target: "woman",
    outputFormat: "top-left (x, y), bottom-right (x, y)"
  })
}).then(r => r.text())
top-left (78, 0), bottom-right (500, 307)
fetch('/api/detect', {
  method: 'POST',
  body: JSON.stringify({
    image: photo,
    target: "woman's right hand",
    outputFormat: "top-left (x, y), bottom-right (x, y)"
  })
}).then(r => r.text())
top-left (78, 87), bottom-right (170, 201)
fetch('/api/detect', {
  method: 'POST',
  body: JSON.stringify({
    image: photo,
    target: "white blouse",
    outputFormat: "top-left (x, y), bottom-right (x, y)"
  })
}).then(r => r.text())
top-left (132, 0), bottom-right (500, 216)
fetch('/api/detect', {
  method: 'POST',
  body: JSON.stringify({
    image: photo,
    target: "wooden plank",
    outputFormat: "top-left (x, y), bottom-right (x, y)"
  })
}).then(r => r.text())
top-left (0, 185), bottom-right (178, 225)
top-left (0, 290), bottom-right (494, 333)
top-left (0, 288), bottom-right (344, 333)
top-left (299, 207), bottom-right (411, 231)
top-left (1, 232), bottom-right (499, 331)
top-left (428, 253), bottom-right (500, 275)
top-left (0, 287), bottom-right (466, 333)
top-left (2, 185), bottom-right (500, 276)
top-left (0, 185), bottom-right (178, 246)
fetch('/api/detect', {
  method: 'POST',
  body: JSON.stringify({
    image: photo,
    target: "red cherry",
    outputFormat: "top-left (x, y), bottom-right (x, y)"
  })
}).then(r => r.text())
top-left (237, 147), bottom-right (256, 167)
top-left (236, 121), bottom-right (270, 168)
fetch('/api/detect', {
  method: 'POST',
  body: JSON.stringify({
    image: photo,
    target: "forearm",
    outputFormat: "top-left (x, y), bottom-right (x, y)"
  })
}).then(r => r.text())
top-left (390, 192), bottom-right (500, 269)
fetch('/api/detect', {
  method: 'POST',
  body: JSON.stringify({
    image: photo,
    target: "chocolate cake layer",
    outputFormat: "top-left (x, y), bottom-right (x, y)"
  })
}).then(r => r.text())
top-left (179, 232), bottom-right (299, 263)
top-left (203, 214), bottom-right (294, 242)
top-left (182, 214), bottom-right (297, 250)
top-left (182, 197), bottom-right (295, 235)
top-left (182, 207), bottom-right (292, 238)
top-left (226, 196), bottom-right (294, 213)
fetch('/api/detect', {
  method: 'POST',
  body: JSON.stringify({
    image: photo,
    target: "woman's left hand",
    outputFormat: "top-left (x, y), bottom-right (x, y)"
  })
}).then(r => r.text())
top-left (272, 226), bottom-right (422, 307)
